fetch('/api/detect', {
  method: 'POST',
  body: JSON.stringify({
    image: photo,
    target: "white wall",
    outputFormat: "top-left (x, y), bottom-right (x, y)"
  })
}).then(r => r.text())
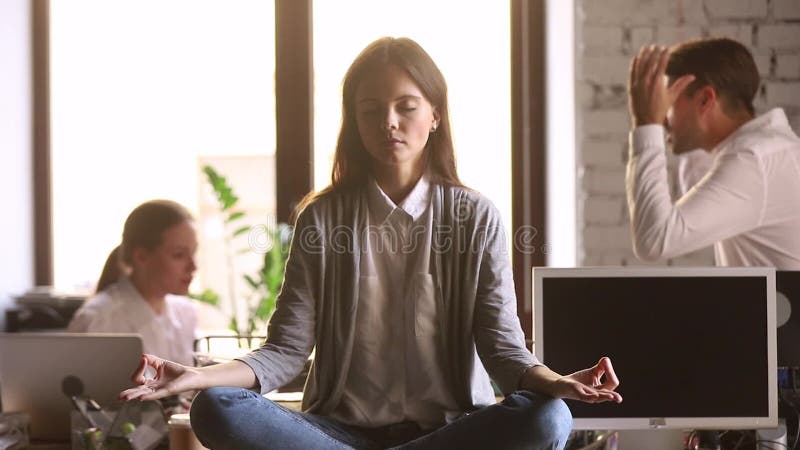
top-left (0, 0), bottom-right (34, 331)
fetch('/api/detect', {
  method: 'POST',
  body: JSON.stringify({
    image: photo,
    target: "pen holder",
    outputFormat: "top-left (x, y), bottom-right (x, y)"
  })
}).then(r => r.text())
top-left (0, 412), bottom-right (30, 450)
top-left (70, 400), bottom-right (168, 450)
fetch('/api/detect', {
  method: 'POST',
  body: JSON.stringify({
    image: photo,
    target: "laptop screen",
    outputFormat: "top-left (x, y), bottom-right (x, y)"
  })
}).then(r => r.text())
top-left (0, 333), bottom-right (142, 441)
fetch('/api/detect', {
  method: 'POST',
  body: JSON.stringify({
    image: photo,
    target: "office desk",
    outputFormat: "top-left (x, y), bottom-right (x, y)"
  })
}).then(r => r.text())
top-left (28, 444), bottom-right (70, 450)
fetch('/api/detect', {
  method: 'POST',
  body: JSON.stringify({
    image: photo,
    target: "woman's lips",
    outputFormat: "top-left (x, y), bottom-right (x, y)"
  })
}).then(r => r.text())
top-left (383, 137), bottom-right (403, 147)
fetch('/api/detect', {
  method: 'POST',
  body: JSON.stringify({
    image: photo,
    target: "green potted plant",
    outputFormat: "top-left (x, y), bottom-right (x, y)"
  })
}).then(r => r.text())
top-left (194, 165), bottom-right (290, 348)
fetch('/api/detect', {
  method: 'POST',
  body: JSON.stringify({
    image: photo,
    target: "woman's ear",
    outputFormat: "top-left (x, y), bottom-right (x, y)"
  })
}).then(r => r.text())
top-left (131, 246), bottom-right (151, 269)
top-left (431, 107), bottom-right (441, 132)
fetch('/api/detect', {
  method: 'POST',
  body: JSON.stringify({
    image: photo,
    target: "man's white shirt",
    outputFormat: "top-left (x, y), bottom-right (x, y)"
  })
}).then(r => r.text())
top-left (626, 108), bottom-right (800, 269)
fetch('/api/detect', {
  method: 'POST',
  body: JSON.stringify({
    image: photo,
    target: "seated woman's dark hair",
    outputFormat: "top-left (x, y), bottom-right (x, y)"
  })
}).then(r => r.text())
top-left (95, 199), bottom-right (193, 293)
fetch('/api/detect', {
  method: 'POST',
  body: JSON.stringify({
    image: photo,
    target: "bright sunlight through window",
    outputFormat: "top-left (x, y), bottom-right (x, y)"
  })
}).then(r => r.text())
top-left (50, 1), bottom-right (275, 292)
top-left (313, 1), bottom-right (512, 243)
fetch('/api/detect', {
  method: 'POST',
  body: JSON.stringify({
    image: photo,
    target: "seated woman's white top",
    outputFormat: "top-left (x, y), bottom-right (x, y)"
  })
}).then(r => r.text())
top-left (67, 277), bottom-right (197, 366)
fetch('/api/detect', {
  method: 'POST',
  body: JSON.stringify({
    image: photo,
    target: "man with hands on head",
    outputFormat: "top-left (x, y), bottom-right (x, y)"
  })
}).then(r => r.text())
top-left (625, 38), bottom-right (800, 269)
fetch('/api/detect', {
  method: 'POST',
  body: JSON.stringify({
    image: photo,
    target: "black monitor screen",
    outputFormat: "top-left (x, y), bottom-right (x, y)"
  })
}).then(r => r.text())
top-left (540, 276), bottom-right (769, 419)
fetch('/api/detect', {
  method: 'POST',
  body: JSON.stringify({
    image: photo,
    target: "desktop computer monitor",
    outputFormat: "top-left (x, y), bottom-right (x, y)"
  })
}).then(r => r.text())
top-left (532, 266), bottom-right (777, 430)
top-left (777, 271), bottom-right (800, 367)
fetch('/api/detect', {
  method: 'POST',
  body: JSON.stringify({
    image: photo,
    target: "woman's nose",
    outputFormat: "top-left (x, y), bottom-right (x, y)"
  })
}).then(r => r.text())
top-left (381, 109), bottom-right (398, 131)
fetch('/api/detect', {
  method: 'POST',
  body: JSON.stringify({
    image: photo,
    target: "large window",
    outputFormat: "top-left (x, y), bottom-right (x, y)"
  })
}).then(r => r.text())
top-left (38, 1), bottom-right (550, 339)
top-left (49, 1), bottom-right (276, 294)
top-left (313, 1), bottom-right (512, 239)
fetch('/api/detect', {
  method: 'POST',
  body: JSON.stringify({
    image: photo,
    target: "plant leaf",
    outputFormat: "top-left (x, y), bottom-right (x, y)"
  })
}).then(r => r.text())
top-left (226, 211), bottom-right (246, 223)
top-left (233, 225), bottom-right (251, 238)
top-left (243, 274), bottom-right (259, 290)
top-left (203, 164), bottom-right (239, 211)
top-left (228, 317), bottom-right (240, 334)
top-left (189, 289), bottom-right (221, 307)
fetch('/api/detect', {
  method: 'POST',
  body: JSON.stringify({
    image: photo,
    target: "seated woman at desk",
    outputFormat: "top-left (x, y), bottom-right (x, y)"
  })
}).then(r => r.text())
top-left (121, 38), bottom-right (621, 449)
top-left (68, 199), bottom-right (198, 367)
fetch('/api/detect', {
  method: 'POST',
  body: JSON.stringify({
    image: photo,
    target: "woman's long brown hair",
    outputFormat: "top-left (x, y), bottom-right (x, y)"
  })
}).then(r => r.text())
top-left (294, 37), bottom-right (462, 220)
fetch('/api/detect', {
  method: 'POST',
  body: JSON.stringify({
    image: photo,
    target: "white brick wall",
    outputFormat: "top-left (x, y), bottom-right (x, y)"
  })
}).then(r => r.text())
top-left (776, 55), bottom-right (800, 79)
top-left (582, 168), bottom-right (626, 195)
top-left (774, 0), bottom-right (800, 20)
top-left (582, 26), bottom-right (625, 54)
top-left (581, 140), bottom-right (627, 166)
top-left (759, 24), bottom-right (800, 49)
top-left (582, 56), bottom-right (631, 85)
top-left (576, 0), bottom-right (800, 267)
top-left (753, 54), bottom-right (772, 77)
top-left (706, 24), bottom-right (753, 45)
top-left (667, 0), bottom-right (707, 25)
top-left (584, 197), bottom-right (626, 224)
top-left (577, 81), bottom-right (595, 108)
top-left (629, 27), bottom-right (655, 51)
top-left (583, 225), bottom-right (632, 250)
top-left (582, 110), bottom-right (631, 137)
top-left (657, 25), bottom-right (704, 45)
top-left (792, 115), bottom-right (800, 135)
top-left (765, 82), bottom-right (800, 106)
top-left (582, 0), bottom-right (670, 26)
top-left (705, 0), bottom-right (768, 19)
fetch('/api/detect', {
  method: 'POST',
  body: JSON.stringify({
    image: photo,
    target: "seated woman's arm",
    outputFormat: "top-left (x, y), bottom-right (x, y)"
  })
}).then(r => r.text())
top-left (120, 355), bottom-right (257, 401)
top-left (472, 203), bottom-right (621, 404)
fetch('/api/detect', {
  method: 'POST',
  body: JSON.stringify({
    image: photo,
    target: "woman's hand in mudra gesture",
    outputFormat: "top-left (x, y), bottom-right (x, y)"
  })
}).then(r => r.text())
top-left (119, 353), bottom-right (201, 401)
top-left (523, 356), bottom-right (622, 404)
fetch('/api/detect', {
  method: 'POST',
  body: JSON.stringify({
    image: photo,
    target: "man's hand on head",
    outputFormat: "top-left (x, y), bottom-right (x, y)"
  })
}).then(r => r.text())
top-left (627, 45), bottom-right (695, 128)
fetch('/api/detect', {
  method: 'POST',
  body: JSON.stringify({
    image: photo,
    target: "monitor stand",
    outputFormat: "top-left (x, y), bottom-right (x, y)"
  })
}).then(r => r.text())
top-left (616, 429), bottom-right (685, 450)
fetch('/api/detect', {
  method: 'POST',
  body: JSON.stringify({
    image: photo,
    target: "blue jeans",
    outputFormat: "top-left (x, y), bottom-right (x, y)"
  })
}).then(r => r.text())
top-left (190, 387), bottom-right (572, 450)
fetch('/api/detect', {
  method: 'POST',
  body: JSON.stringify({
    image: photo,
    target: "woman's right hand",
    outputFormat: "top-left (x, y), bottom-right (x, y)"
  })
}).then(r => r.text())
top-left (119, 353), bottom-right (203, 401)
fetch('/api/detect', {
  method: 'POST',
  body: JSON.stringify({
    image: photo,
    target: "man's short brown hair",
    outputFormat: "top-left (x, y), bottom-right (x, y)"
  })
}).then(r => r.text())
top-left (667, 37), bottom-right (760, 116)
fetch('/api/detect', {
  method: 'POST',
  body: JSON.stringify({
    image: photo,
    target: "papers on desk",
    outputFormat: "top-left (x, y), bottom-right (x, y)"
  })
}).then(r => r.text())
top-left (264, 391), bottom-right (303, 402)
top-left (15, 286), bottom-right (88, 308)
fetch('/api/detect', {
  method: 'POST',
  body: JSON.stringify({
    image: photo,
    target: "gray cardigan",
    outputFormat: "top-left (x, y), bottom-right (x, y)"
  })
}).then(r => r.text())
top-left (238, 184), bottom-right (538, 415)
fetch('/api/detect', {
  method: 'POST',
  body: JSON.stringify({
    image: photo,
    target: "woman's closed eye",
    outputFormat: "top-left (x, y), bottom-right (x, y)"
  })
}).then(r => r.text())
top-left (397, 101), bottom-right (419, 113)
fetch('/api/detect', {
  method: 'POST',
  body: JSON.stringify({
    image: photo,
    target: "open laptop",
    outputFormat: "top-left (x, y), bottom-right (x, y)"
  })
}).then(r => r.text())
top-left (0, 333), bottom-right (142, 441)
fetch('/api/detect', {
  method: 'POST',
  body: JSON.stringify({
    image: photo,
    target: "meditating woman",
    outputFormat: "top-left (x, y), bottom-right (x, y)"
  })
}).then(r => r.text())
top-left (121, 38), bottom-right (621, 450)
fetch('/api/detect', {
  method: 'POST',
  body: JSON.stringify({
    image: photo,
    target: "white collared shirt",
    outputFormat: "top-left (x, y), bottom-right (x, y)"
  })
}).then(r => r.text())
top-left (626, 108), bottom-right (800, 269)
top-left (677, 148), bottom-right (715, 195)
top-left (330, 173), bottom-right (460, 429)
top-left (67, 276), bottom-right (197, 366)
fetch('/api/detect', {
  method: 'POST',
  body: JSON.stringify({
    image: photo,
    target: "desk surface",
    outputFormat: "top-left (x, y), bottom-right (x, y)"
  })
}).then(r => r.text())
top-left (28, 443), bottom-right (70, 450)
